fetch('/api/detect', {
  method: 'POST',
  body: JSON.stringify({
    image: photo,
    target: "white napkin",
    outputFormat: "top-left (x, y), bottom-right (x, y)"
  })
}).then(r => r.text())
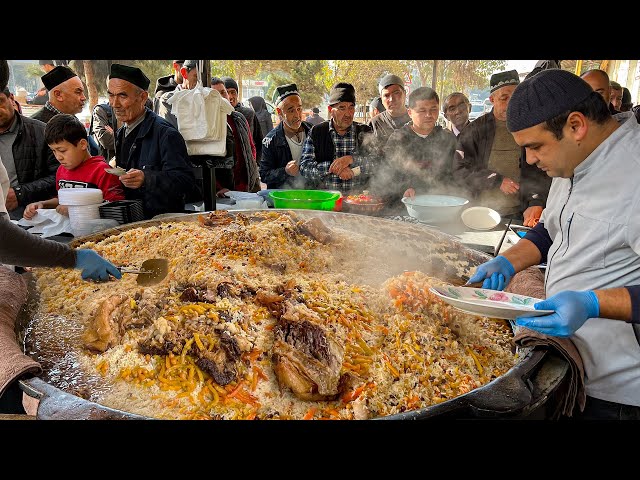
top-left (17, 208), bottom-right (72, 237)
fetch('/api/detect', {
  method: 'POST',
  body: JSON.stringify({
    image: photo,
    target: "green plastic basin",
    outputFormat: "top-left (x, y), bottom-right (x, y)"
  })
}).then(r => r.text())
top-left (268, 189), bottom-right (341, 211)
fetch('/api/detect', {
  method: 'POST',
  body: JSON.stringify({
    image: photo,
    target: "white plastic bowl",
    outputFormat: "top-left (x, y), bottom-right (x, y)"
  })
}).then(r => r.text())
top-left (401, 194), bottom-right (469, 224)
top-left (58, 188), bottom-right (104, 206)
top-left (461, 206), bottom-right (502, 230)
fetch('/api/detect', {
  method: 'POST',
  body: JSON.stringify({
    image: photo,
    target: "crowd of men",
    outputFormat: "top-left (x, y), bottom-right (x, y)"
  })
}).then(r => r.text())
top-left (5, 60), bottom-right (638, 226)
top-left (2, 58), bottom-right (640, 420)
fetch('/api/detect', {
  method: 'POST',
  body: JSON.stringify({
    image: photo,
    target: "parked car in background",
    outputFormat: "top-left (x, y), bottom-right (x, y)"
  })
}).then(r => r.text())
top-left (469, 102), bottom-right (485, 121)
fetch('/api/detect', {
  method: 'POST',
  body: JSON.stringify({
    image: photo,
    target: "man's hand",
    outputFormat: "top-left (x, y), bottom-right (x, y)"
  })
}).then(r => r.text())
top-left (523, 206), bottom-right (543, 227)
top-left (216, 188), bottom-right (230, 198)
top-left (499, 177), bottom-right (520, 195)
top-left (23, 202), bottom-right (44, 219)
top-left (56, 205), bottom-right (69, 217)
top-left (515, 290), bottom-right (600, 337)
top-left (329, 155), bottom-right (353, 174)
top-left (338, 167), bottom-right (354, 180)
top-left (6, 188), bottom-right (18, 211)
top-left (119, 169), bottom-right (145, 189)
top-left (466, 255), bottom-right (516, 291)
top-left (285, 160), bottom-right (299, 176)
top-left (75, 249), bottom-right (122, 282)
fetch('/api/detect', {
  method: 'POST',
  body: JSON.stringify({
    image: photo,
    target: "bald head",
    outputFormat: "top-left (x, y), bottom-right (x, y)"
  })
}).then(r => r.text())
top-left (581, 69), bottom-right (611, 104)
top-left (48, 75), bottom-right (86, 115)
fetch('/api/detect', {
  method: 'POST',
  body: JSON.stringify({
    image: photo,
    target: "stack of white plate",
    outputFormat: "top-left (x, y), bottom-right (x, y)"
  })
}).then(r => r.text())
top-left (58, 188), bottom-right (105, 237)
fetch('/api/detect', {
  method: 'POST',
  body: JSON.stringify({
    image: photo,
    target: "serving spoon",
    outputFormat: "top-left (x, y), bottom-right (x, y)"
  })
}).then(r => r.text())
top-left (118, 258), bottom-right (169, 286)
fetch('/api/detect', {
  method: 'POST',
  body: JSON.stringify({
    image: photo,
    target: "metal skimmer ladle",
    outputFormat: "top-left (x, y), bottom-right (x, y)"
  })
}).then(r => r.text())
top-left (118, 258), bottom-right (169, 286)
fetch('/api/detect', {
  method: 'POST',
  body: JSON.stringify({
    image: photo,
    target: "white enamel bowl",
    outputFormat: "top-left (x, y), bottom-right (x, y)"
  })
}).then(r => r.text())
top-left (401, 194), bottom-right (469, 224)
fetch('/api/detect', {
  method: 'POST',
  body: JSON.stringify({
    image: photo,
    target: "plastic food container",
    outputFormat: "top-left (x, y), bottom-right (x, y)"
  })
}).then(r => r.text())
top-left (268, 190), bottom-right (341, 211)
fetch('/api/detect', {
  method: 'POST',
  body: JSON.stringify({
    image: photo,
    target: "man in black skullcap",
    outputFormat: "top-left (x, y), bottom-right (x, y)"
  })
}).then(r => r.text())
top-left (453, 69), bottom-right (550, 227)
top-left (259, 83), bottom-right (313, 189)
top-left (108, 63), bottom-right (199, 219)
top-left (299, 82), bottom-right (375, 194)
top-left (221, 76), bottom-right (263, 164)
top-left (32, 66), bottom-right (86, 124)
top-left (468, 68), bottom-right (640, 419)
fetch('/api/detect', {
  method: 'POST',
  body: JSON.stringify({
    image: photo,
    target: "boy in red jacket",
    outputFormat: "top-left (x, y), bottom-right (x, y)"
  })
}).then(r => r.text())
top-left (24, 113), bottom-right (124, 219)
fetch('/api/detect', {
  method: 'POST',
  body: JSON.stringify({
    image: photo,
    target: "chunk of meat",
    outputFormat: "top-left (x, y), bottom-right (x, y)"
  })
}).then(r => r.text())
top-left (198, 211), bottom-right (233, 227)
top-left (196, 332), bottom-right (241, 385)
top-left (297, 218), bottom-right (333, 244)
top-left (82, 295), bottom-right (128, 352)
top-left (271, 318), bottom-right (344, 401)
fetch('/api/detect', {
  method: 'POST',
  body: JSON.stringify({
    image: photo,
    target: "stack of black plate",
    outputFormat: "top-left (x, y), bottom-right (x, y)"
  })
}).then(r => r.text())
top-left (99, 200), bottom-right (144, 224)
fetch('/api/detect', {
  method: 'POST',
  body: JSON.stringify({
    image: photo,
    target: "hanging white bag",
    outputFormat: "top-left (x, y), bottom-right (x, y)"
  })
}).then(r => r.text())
top-left (166, 60), bottom-right (233, 144)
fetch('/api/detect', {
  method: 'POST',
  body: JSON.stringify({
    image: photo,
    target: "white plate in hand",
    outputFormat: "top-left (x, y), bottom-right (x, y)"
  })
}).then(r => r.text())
top-left (429, 285), bottom-right (554, 320)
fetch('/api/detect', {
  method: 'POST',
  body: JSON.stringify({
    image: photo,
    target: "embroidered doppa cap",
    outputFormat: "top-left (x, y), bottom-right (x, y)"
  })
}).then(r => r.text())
top-left (41, 66), bottom-right (78, 91)
top-left (507, 69), bottom-right (594, 132)
top-left (490, 69), bottom-right (520, 93)
top-left (109, 63), bottom-right (150, 90)
top-left (328, 82), bottom-right (356, 106)
top-left (378, 74), bottom-right (405, 94)
top-left (221, 77), bottom-right (239, 92)
top-left (273, 83), bottom-right (300, 106)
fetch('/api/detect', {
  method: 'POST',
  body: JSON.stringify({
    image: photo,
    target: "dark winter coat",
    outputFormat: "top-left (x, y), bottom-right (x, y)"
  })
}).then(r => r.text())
top-left (115, 109), bottom-right (200, 219)
top-left (10, 114), bottom-right (57, 207)
top-left (452, 111), bottom-right (551, 213)
top-left (259, 120), bottom-right (312, 189)
top-left (375, 124), bottom-right (457, 203)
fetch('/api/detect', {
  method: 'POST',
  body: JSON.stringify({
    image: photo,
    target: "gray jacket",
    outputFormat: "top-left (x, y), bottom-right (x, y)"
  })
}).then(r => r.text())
top-left (541, 118), bottom-right (640, 406)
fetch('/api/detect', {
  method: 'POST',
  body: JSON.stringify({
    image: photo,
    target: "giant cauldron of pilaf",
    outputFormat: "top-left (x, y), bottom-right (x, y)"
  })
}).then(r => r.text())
top-left (24, 210), bottom-right (518, 420)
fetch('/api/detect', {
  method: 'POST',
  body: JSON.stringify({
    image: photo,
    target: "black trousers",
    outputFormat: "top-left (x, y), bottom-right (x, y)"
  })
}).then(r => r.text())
top-left (570, 395), bottom-right (640, 420)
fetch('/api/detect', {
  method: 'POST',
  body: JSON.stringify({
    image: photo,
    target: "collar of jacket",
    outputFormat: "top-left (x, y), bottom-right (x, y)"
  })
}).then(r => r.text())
top-left (120, 108), bottom-right (154, 140)
top-left (272, 120), bottom-right (312, 146)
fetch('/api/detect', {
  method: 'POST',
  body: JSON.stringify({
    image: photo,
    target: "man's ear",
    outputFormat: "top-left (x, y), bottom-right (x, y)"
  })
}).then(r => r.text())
top-left (79, 138), bottom-right (89, 151)
top-left (567, 111), bottom-right (588, 141)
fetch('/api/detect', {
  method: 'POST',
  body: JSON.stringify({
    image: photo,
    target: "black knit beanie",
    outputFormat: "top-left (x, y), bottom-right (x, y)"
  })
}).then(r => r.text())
top-left (507, 69), bottom-right (594, 132)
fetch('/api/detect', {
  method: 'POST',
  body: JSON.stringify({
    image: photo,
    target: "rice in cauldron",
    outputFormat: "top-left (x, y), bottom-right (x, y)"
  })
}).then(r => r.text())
top-left (26, 210), bottom-right (517, 419)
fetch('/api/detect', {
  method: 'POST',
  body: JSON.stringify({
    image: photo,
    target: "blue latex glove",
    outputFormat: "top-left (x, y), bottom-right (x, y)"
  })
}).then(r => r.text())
top-left (515, 290), bottom-right (600, 337)
top-left (75, 249), bottom-right (122, 282)
top-left (466, 255), bottom-right (515, 291)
